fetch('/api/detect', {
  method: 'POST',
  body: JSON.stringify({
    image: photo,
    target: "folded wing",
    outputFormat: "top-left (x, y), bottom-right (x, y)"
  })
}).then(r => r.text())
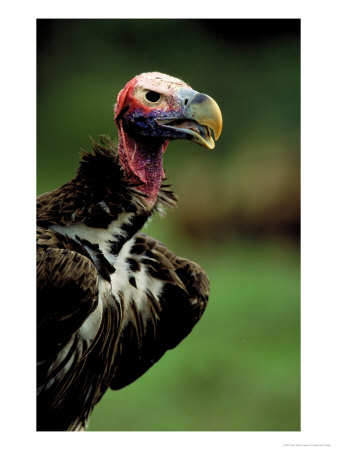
top-left (109, 232), bottom-right (209, 389)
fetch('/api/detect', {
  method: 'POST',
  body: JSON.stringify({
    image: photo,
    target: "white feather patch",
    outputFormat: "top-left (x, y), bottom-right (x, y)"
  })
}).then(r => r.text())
top-left (50, 212), bottom-right (134, 257)
top-left (107, 238), bottom-right (163, 314)
top-left (49, 217), bottom-right (163, 336)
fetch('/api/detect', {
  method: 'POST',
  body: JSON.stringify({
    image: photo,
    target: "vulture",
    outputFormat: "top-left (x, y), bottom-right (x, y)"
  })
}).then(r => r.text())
top-left (37, 72), bottom-right (222, 431)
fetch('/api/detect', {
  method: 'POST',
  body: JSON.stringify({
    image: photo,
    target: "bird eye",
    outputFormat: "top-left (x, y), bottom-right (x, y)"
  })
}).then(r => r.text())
top-left (145, 91), bottom-right (161, 103)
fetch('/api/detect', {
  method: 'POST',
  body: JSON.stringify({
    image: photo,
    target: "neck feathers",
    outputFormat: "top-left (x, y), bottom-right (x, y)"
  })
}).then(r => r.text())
top-left (37, 136), bottom-right (178, 230)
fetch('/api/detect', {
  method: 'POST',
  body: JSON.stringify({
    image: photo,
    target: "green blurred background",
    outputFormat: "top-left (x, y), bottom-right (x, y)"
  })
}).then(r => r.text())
top-left (37, 19), bottom-right (300, 431)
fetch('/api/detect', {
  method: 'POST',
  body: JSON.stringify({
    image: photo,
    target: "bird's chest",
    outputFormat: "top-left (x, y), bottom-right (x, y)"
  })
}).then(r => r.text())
top-left (50, 216), bottom-right (163, 346)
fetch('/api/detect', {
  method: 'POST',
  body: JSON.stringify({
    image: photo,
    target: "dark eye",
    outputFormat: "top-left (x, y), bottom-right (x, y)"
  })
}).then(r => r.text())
top-left (145, 91), bottom-right (161, 102)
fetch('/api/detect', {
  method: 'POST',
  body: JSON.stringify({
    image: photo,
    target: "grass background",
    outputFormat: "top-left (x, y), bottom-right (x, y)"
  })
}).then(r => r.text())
top-left (37, 19), bottom-right (300, 431)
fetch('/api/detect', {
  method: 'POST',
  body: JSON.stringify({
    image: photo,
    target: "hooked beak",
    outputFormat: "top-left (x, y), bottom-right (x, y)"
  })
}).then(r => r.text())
top-left (157, 92), bottom-right (222, 149)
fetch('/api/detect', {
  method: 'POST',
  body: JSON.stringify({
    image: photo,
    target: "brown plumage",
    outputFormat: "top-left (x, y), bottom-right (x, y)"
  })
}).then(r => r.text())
top-left (37, 72), bottom-right (222, 431)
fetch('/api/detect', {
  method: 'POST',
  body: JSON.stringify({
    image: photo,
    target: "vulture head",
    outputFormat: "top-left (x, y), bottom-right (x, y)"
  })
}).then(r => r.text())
top-left (114, 72), bottom-right (222, 205)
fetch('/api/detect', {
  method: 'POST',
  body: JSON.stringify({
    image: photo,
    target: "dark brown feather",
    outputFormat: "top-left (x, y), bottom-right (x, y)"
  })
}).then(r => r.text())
top-left (37, 136), bottom-right (178, 229)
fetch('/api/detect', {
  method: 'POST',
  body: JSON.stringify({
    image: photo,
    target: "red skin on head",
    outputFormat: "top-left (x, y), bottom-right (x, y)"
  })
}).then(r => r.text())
top-left (114, 76), bottom-right (171, 206)
top-left (115, 72), bottom-right (189, 119)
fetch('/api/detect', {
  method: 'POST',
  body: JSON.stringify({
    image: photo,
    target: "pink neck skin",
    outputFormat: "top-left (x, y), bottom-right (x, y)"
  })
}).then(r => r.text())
top-left (117, 122), bottom-right (168, 207)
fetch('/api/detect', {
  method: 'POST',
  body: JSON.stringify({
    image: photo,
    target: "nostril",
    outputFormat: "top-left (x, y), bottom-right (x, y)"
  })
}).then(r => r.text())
top-left (184, 98), bottom-right (188, 105)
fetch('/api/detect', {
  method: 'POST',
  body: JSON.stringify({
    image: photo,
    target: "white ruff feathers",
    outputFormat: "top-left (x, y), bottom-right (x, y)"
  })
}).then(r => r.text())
top-left (50, 220), bottom-right (163, 343)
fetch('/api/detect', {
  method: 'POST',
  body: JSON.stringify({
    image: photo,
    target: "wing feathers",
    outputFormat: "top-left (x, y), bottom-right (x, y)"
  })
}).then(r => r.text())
top-left (37, 225), bottom-right (209, 429)
top-left (37, 228), bottom-right (99, 360)
top-left (109, 233), bottom-right (209, 390)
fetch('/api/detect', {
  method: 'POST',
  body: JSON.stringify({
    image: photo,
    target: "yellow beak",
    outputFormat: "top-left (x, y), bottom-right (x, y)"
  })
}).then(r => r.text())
top-left (156, 91), bottom-right (222, 150)
top-left (186, 93), bottom-right (222, 149)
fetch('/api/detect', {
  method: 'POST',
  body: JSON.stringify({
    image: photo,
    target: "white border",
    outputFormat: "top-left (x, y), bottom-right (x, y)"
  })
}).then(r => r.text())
top-left (1, 1), bottom-right (337, 449)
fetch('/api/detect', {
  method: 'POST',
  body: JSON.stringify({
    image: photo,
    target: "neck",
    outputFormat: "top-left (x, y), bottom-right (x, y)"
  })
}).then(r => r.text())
top-left (117, 127), bottom-right (168, 206)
